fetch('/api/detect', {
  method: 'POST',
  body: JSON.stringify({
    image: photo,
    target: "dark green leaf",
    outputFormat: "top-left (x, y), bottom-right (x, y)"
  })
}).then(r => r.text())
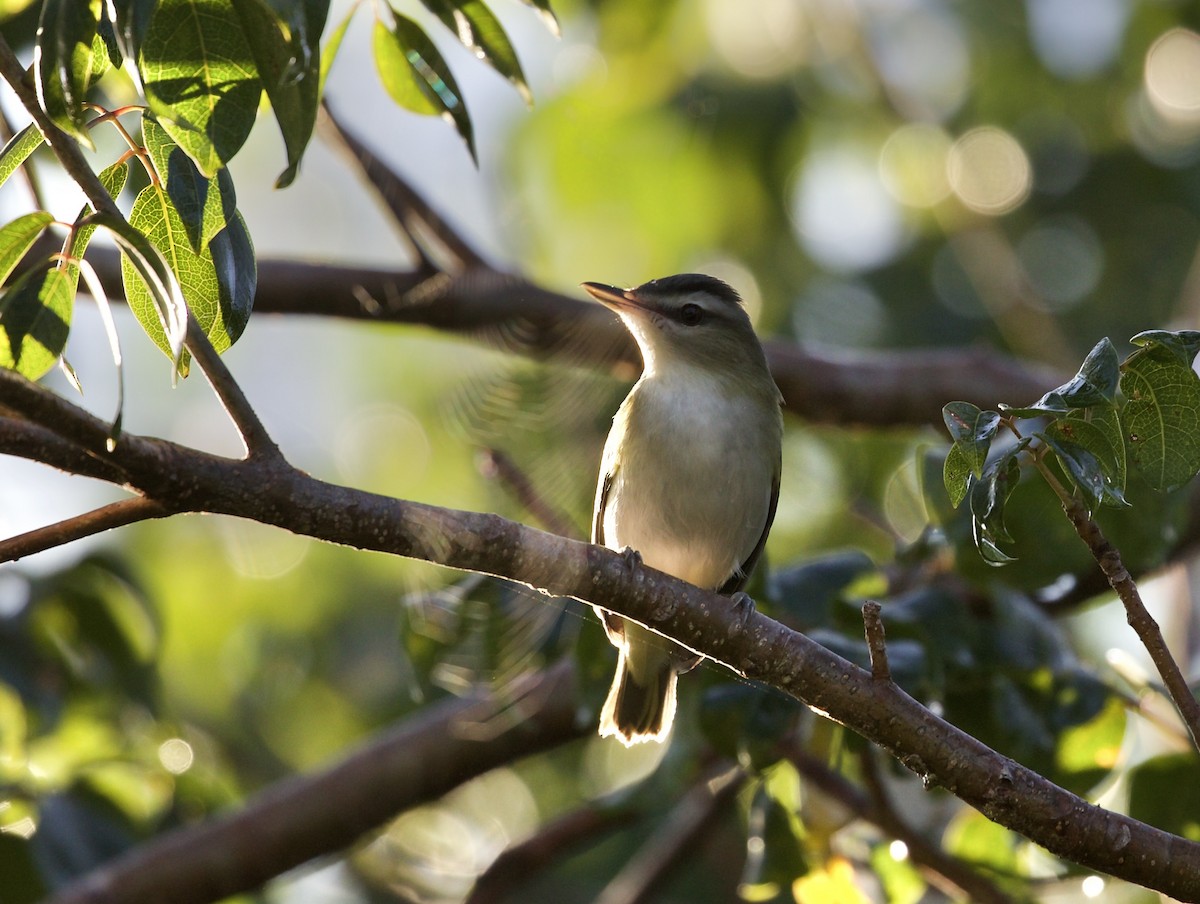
top-left (1120, 342), bottom-right (1200, 492)
top-left (230, 0), bottom-right (329, 188)
top-left (1038, 432), bottom-right (1105, 513)
top-left (0, 832), bottom-right (46, 904)
top-left (1129, 754), bottom-right (1200, 841)
top-left (35, 0), bottom-right (102, 148)
top-left (108, 0), bottom-right (157, 63)
top-left (1130, 329), bottom-right (1200, 369)
top-left (0, 124), bottom-right (47, 191)
top-left (0, 264), bottom-right (74, 379)
top-left (29, 789), bottom-right (137, 887)
top-left (699, 683), bottom-right (795, 767)
top-left (1045, 405), bottom-right (1127, 507)
top-left (421, 0), bottom-right (532, 105)
top-left (0, 212), bottom-right (54, 287)
top-left (740, 781), bottom-right (808, 898)
top-left (969, 446), bottom-right (1026, 565)
top-left (1002, 338), bottom-right (1120, 417)
top-left (138, 0), bottom-right (263, 176)
top-left (943, 401), bottom-right (1001, 445)
top-left (374, 14), bottom-right (477, 162)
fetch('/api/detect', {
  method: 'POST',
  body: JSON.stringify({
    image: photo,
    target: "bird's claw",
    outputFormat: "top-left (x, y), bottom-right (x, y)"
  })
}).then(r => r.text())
top-left (729, 591), bottom-right (756, 635)
top-left (620, 547), bottom-right (643, 572)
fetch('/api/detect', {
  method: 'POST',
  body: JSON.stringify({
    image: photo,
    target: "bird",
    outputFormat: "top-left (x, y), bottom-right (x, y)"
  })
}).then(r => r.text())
top-left (582, 273), bottom-right (783, 746)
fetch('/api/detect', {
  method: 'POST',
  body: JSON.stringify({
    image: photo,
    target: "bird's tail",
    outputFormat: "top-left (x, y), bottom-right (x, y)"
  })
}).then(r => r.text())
top-left (598, 641), bottom-right (678, 746)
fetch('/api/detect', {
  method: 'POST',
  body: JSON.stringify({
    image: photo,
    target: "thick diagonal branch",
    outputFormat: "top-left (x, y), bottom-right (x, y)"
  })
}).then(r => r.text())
top-left (4, 368), bottom-right (1200, 901)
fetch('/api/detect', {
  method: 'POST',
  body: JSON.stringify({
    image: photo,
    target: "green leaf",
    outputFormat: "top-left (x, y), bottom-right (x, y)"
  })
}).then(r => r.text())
top-left (0, 263), bottom-right (74, 379)
top-left (142, 116), bottom-right (237, 251)
top-left (35, 0), bottom-right (102, 148)
top-left (767, 550), bottom-right (876, 629)
top-left (138, 0), bottom-right (263, 177)
top-left (230, 0), bottom-right (329, 188)
top-left (969, 445), bottom-right (1026, 565)
top-left (374, 15), bottom-right (477, 162)
top-left (0, 124), bottom-right (47, 191)
top-left (942, 401), bottom-right (1000, 447)
top-left (942, 402), bottom-right (1000, 508)
top-left (91, 211), bottom-right (189, 374)
top-left (421, 0), bottom-right (532, 105)
top-left (0, 212), bottom-right (54, 287)
top-left (1130, 329), bottom-right (1200, 368)
top-left (1038, 432), bottom-right (1105, 514)
top-left (1120, 342), bottom-right (1200, 492)
top-left (121, 182), bottom-right (253, 363)
top-left (1045, 405), bottom-right (1127, 507)
top-left (1002, 338), bottom-right (1119, 417)
top-left (1128, 753), bottom-right (1200, 841)
top-left (943, 442), bottom-right (973, 509)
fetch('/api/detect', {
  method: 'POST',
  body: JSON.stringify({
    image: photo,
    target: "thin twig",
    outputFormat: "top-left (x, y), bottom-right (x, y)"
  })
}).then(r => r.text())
top-left (862, 600), bottom-right (890, 681)
top-left (478, 447), bottom-right (581, 539)
top-left (1034, 456), bottom-right (1200, 756)
top-left (321, 103), bottom-right (486, 271)
top-left (0, 496), bottom-right (169, 563)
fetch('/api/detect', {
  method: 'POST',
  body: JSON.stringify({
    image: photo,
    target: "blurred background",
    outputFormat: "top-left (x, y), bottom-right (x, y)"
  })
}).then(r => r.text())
top-left (5, 0), bottom-right (1200, 901)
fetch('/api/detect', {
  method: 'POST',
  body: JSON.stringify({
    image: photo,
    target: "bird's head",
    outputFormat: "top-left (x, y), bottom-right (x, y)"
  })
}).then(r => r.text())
top-left (582, 273), bottom-right (765, 377)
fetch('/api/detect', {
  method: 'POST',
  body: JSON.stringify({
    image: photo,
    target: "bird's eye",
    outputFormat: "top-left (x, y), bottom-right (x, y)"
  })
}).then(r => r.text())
top-left (679, 303), bottom-right (704, 325)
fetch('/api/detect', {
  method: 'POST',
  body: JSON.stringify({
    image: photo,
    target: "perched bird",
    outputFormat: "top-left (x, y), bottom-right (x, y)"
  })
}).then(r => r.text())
top-left (582, 274), bottom-right (783, 745)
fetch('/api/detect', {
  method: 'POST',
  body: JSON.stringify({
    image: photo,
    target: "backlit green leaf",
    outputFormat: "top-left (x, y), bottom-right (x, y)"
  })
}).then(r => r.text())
top-left (35, 0), bottom-right (102, 148)
top-left (142, 116), bottom-right (236, 251)
top-left (374, 14), bottom-right (477, 162)
top-left (0, 124), bottom-right (46, 191)
top-left (0, 212), bottom-right (54, 287)
top-left (121, 182), bottom-right (253, 363)
top-left (421, 0), bottom-right (532, 105)
top-left (943, 442), bottom-right (973, 509)
top-left (138, 0), bottom-right (262, 176)
top-left (1120, 342), bottom-right (1200, 492)
top-left (0, 264), bottom-right (74, 379)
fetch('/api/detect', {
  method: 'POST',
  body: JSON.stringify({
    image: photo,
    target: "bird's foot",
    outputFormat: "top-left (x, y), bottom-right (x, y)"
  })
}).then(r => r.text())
top-left (729, 591), bottom-right (756, 636)
top-left (619, 547), bottom-right (643, 572)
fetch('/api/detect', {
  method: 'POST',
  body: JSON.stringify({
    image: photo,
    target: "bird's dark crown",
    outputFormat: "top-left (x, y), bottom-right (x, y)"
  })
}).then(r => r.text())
top-left (635, 273), bottom-right (743, 308)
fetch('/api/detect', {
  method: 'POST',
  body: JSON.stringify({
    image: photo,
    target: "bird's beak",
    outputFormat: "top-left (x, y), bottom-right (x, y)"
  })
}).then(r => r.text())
top-left (582, 282), bottom-right (647, 314)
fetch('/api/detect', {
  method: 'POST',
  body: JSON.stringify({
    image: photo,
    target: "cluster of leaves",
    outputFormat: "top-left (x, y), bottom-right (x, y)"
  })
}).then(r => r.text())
top-left (943, 331), bottom-right (1200, 564)
top-left (1, 0), bottom-right (555, 402)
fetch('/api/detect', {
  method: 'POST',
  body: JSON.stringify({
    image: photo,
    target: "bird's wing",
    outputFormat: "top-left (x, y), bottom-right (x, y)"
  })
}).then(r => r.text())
top-left (719, 467), bottom-right (781, 595)
top-left (592, 467), bottom-right (626, 640)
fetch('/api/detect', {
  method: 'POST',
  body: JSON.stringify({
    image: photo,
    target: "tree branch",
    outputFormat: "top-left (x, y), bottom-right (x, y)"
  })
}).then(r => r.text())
top-left (0, 496), bottom-right (168, 563)
top-left (47, 661), bottom-right (583, 904)
top-left (4, 368), bottom-right (1200, 901)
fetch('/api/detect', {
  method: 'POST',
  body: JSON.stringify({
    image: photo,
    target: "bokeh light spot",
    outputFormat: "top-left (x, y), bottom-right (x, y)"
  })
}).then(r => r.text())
top-left (791, 145), bottom-right (906, 271)
top-left (1016, 215), bottom-right (1103, 309)
top-left (879, 123), bottom-right (952, 208)
top-left (704, 0), bottom-right (808, 79)
top-left (1145, 29), bottom-right (1200, 118)
top-left (158, 738), bottom-right (195, 775)
top-left (947, 127), bottom-right (1032, 215)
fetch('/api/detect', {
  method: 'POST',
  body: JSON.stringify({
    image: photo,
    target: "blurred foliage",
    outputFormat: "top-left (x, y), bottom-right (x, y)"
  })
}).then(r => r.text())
top-left (7, 0), bottom-right (1200, 902)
